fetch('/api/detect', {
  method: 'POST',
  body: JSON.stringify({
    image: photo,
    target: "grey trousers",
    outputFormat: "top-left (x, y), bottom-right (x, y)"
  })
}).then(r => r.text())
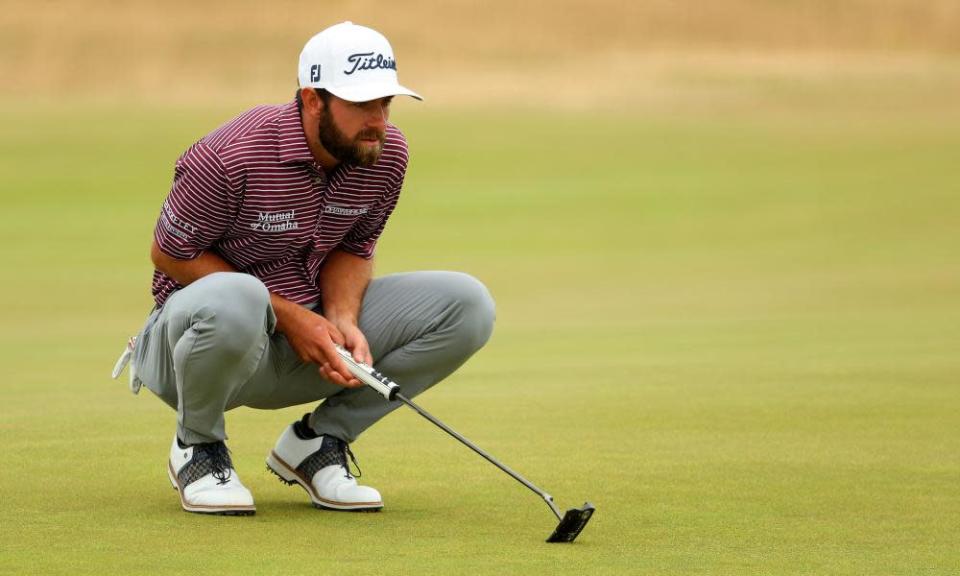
top-left (132, 271), bottom-right (495, 445)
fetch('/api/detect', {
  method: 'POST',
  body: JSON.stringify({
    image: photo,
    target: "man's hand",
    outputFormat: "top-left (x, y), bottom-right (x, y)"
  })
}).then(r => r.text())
top-left (318, 320), bottom-right (373, 385)
top-left (336, 321), bottom-right (374, 366)
top-left (272, 296), bottom-right (362, 388)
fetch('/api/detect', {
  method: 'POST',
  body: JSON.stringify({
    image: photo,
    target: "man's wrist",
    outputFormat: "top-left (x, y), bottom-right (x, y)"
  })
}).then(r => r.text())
top-left (323, 309), bottom-right (358, 328)
top-left (270, 293), bottom-right (307, 333)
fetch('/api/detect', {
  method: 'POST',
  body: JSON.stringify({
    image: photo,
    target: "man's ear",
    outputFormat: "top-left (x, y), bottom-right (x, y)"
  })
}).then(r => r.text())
top-left (301, 88), bottom-right (324, 115)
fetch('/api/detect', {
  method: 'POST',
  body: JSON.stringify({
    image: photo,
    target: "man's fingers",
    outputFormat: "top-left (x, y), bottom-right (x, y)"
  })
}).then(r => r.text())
top-left (340, 334), bottom-right (370, 385)
top-left (326, 323), bottom-right (345, 345)
top-left (319, 364), bottom-right (363, 388)
top-left (324, 359), bottom-right (349, 382)
top-left (343, 330), bottom-right (373, 366)
top-left (358, 342), bottom-right (373, 366)
top-left (329, 351), bottom-right (354, 382)
top-left (319, 363), bottom-right (346, 385)
top-left (352, 343), bottom-right (373, 366)
top-left (317, 333), bottom-right (349, 374)
top-left (310, 348), bottom-right (357, 383)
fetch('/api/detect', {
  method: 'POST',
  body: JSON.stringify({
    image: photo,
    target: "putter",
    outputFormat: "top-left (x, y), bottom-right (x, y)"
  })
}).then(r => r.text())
top-left (334, 345), bottom-right (595, 543)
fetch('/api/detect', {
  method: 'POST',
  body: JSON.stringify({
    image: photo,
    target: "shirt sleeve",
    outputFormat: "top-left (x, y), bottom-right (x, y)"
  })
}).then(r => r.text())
top-left (153, 142), bottom-right (237, 259)
top-left (338, 172), bottom-right (403, 259)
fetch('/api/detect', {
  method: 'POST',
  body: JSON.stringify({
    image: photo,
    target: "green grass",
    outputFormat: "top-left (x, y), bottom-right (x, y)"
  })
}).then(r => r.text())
top-left (0, 100), bottom-right (957, 575)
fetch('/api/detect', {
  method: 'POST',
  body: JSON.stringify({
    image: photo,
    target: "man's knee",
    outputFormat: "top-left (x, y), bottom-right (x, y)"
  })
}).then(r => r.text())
top-left (442, 272), bottom-right (496, 353)
top-left (167, 272), bottom-right (272, 356)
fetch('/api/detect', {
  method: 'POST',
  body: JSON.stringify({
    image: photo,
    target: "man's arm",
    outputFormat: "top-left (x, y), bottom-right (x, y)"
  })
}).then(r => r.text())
top-left (150, 241), bottom-right (234, 282)
top-left (318, 248), bottom-right (375, 368)
top-left (150, 240), bottom-right (360, 387)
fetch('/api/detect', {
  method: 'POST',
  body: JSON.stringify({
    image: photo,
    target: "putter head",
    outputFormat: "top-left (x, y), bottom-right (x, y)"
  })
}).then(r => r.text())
top-left (546, 502), bottom-right (595, 543)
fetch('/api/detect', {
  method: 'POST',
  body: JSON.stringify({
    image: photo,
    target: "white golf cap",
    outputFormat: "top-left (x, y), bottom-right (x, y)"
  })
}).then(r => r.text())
top-left (298, 21), bottom-right (422, 102)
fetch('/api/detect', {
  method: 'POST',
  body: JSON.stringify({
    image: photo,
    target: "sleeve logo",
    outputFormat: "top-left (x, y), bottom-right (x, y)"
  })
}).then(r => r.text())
top-left (159, 202), bottom-right (198, 240)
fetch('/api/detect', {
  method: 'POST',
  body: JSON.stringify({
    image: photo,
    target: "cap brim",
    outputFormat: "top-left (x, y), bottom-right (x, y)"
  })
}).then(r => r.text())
top-left (327, 82), bottom-right (423, 102)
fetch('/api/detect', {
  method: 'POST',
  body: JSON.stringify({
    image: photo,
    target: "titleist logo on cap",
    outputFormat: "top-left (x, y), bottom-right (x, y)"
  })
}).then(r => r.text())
top-left (344, 52), bottom-right (397, 75)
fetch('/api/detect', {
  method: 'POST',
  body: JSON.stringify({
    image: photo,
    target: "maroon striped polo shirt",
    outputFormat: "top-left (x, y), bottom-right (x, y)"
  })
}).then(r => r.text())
top-left (151, 100), bottom-right (408, 307)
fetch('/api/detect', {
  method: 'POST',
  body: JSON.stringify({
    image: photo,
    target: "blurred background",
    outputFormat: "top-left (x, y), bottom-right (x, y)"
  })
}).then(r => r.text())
top-left (1, 2), bottom-right (958, 574)
top-left (4, 0), bottom-right (960, 109)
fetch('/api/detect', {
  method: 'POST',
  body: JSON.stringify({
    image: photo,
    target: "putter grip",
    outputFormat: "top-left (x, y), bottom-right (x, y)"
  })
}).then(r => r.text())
top-left (334, 345), bottom-right (401, 401)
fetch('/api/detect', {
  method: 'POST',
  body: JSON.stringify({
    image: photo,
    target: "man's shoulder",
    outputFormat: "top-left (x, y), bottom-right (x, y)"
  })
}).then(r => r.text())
top-left (198, 102), bottom-right (295, 157)
top-left (377, 123), bottom-right (410, 175)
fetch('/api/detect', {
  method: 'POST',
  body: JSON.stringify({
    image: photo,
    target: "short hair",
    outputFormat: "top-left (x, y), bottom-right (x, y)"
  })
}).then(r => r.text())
top-left (295, 87), bottom-right (332, 112)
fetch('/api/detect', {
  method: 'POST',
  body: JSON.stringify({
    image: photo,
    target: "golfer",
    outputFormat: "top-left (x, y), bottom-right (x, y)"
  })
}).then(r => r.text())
top-left (116, 22), bottom-right (495, 515)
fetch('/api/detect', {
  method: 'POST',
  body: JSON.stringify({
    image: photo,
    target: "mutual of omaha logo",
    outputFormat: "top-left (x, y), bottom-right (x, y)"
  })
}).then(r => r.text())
top-left (251, 210), bottom-right (299, 232)
top-left (324, 204), bottom-right (369, 216)
top-left (344, 52), bottom-right (397, 75)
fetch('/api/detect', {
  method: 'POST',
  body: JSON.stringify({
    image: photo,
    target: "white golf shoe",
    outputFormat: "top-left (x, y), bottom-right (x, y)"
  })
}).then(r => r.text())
top-left (167, 436), bottom-right (256, 515)
top-left (266, 419), bottom-right (383, 511)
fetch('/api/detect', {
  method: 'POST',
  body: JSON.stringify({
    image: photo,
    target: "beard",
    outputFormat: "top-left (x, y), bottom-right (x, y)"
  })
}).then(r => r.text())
top-left (318, 109), bottom-right (386, 167)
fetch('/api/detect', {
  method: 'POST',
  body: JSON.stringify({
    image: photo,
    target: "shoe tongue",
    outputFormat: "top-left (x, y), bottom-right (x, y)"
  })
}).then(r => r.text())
top-left (320, 435), bottom-right (345, 453)
top-left (198, 442), bottom-right (232, 466)
top-left (199, 441), bottom-right (224, 453)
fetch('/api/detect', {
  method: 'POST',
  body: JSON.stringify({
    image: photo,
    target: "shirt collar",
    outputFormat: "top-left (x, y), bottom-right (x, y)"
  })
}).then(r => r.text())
top-left (277, 100), bottom-right (315, 165)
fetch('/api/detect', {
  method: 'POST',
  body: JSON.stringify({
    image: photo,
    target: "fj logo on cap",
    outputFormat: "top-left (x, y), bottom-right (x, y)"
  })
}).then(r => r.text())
top-left (310, 64), bottom-right (321, 82)
top-left (344, 52), bottom-right (397, 75)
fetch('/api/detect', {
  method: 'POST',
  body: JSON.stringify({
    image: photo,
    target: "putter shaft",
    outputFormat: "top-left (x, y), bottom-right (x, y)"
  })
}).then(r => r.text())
top-left (333, 345), bottom-right (564, 522)
top-left (395, 392), bottom-right (564, 521)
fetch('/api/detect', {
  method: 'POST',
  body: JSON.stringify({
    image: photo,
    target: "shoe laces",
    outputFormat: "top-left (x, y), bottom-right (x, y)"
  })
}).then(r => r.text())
top-left (196, 441), bottom-right (233, 485)
top-left (331, 437), bottom-right (362, 480)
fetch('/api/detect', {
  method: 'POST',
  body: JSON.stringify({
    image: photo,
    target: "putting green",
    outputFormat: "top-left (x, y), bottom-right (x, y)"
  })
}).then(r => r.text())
top-left (0, 100), bottom-right (957, 575)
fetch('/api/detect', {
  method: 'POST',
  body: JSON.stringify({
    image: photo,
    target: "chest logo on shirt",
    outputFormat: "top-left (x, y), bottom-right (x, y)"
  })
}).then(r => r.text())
top-left (324, 204), bottom-right (370, 216)
top-left (251, 210), bottom-right (299, 232)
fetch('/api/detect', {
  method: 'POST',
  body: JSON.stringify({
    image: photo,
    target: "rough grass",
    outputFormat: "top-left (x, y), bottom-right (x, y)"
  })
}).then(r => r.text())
top-left (0, 94), bottom-right (958, 574)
